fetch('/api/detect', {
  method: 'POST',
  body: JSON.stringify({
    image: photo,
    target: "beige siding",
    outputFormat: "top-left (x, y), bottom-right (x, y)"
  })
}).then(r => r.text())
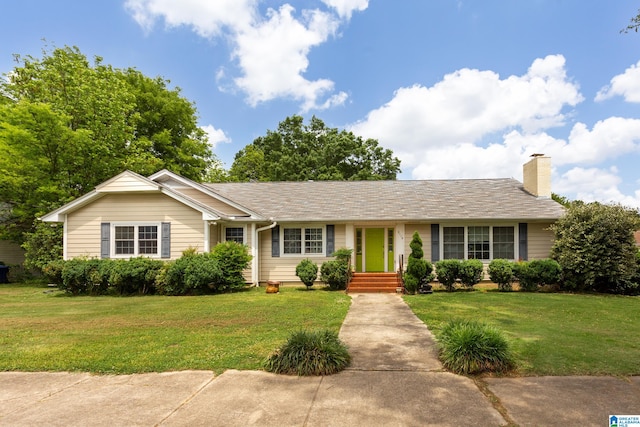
top-left (404, 224), bottom-right (432, 262)
top-left (528, 222), bottom-right (555, 259)
top-left (178, 188), bottom-right (249, 217)
top-left (258, 224), bottom-right (346, 283)
top-left (66, 193), bottom-right (205, 259)
top-left (0, 240), bottom-right (25, 265)
top-left (97, 174), bottom-right (159, 192)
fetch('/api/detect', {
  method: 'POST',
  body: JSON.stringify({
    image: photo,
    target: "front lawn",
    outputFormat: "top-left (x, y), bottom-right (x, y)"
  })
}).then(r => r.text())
top-left (0, 284), bottom-right (350, 374)
top-left (404, 291), bottom-right (640, 376)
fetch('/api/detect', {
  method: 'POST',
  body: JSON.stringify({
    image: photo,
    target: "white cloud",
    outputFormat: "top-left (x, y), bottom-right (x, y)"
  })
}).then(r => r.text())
top-left (124, 0), bottom-right (256, 37)
top-left (232, 4), bottom-right (344, 111)
top-left (321, 0), bottom-right (368, 19)
top-left (351, 55), bottom-right (583, 153)
top-left (555, 167), bottom-right (640, 209)
top-left (125, 0), bottom-right (362, 111)
top-left (595, 60), bottom-right (640, 103)
top-left (350, 55), bottom-right (640, 207)
top-left (201, 124), bottom-right (231, 148)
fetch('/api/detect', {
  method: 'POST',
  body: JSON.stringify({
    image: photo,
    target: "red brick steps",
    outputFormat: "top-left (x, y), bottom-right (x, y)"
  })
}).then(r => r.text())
top-left (347, 272), bottom-right (400, 293)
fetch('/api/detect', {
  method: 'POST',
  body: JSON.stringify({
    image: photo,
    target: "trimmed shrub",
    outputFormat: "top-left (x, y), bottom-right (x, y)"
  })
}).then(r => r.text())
top-left (108, 257), bottom-right (163, 295)
top-left (404, 232), bottom-right (434, 294)
top-left (209, 241), bottom-right (252, 292)
top-left (60, 258), bottom-right (109, 295)
top-left (320, 260), bottom-right (350, 290)
top-left (264, 330), bottom-right (351, 376)
top-left (515, 259), bottom-right (562, 292)
top-left (43, 259), bottom-right (65, 285)
top-left (435, 259), bottom-right (462, 291)
top-left (438, 319), bottom-right (515, 375)
top-left (156, 252), bottom-right (222, 296)
top-left (321, 248), bottom-right (353, 290)
top-left (459, 259), bottom-right (484, 288)
top-left (296, 259), bottom-right (318, 290)
top-left (488, 259), bottom-right (513, 292)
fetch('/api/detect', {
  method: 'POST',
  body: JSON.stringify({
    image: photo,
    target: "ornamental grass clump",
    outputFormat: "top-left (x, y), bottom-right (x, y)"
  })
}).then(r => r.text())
top-left (264, 330), bottom-right (351, 376)
top-left (438, 319), bottom-right (515, 375)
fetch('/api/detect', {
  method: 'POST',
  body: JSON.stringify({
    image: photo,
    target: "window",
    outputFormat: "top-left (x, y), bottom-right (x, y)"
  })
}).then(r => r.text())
top-left (138, 226), bottom-right (158, 254)
top-left (283, 226), bottom-right (324, 255)
top-left (305, 228), bottom-right (323, 254)
top-left (114, 224), bottom-right (158, 256)
top-left (442, 225), bottom-right (516, 260)
top-left (283, 228), bottom-right (302, 254)
top-left (443, 227), bottom-right (465, 259)
top-left (225, 227), bottom-right (245, 244)
top-left (467, 226), bottom-right (489, 260)
top-left (493, 226), bottom-right (515, 259)
top-left (115, 226), bottom-right (135, 255)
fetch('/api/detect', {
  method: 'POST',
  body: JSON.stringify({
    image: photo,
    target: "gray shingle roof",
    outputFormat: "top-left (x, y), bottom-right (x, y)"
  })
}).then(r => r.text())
top-left (204, 179), bottom-right (564, 222)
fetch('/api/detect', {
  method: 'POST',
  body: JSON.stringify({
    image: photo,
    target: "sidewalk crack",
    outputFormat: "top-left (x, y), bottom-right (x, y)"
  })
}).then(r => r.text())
top-left (473, 377), bottom-right (519, 427)
top-left (302, 376), bottom-right (324, 427)
top-left (156, 375), bottom-right (216, 426)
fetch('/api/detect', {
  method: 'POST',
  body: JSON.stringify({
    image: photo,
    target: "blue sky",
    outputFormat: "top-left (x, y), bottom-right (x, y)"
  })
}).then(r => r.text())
top-left (2, 1), bottom-right (640, 207)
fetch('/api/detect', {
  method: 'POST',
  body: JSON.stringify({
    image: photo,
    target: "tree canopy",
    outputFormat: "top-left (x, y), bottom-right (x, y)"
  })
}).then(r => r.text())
top-left (622, 9), bottom-right (640, 33)
top-left (551, 202), bottom-right (640, 294)
top-left (229, 115), bottom-right (401, 182)
top-left (0, 45), bottom-right (216, 242)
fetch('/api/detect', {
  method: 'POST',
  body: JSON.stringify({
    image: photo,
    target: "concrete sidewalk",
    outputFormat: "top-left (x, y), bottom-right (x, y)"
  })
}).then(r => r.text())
top-left (1, 293), bottom-right (638, 426)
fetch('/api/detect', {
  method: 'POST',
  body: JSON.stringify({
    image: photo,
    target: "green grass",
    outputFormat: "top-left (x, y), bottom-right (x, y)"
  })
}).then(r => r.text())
top-left (0, 284), bottom-right (350, 374)
top-left (404, 291), bottom-right (640, 376)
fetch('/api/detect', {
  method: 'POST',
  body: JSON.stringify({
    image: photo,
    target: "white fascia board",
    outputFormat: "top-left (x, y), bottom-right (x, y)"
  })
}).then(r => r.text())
top-left (39, 191), bottom-right (104, 222)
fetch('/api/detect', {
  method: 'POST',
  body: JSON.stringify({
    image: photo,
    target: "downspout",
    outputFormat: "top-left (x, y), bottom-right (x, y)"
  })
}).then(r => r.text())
top-left (253, 220), bottom-right (278, 286)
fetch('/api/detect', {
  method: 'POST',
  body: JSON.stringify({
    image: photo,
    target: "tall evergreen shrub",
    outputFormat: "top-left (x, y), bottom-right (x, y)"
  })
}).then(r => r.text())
top-left (404, 232), bottom-right (434, 294)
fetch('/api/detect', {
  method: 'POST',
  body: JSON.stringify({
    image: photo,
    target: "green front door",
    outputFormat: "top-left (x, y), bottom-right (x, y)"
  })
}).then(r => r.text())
top-left (365, 228), bottom-right (385, 272)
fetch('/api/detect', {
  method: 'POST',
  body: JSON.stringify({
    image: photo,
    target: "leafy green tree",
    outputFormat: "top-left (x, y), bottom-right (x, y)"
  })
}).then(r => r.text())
top-left (622, 9), bottom-right (640, 33)
top-left (551, 202), bottom-right (640, 294)
top-left (230, 115), bottom-right (401, 182)
top-left (0, 45), bottom-right (216, 249)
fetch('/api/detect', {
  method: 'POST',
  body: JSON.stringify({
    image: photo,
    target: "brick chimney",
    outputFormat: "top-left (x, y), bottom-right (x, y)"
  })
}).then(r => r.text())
top-left (523, 154), bottom-right (551, 198)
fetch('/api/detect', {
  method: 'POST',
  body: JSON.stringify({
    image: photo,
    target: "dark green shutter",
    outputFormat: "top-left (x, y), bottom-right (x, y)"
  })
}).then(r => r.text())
top-left (518, 223), bottom-right (528, 261)
top-left (101, 223), bottom-right (110, 259)
top-left (326, 225), bottom-right (335, 256)
top-left (161, 222), bottom-right (171, 258)
top-left (431, 224), bottom-right (440, 262)
top-left (272, 225), bottom-right (280, 257)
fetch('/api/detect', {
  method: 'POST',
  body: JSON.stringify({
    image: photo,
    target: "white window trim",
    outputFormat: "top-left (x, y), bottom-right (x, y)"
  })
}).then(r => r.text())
top-left (223, 225), bottom-right (248, 245)
top-left (439, 224), bottom-right (519, 261)
top-left (111, 222), bottom-right (162, 258)
top-left (280, 225), bottom-right (326, 257)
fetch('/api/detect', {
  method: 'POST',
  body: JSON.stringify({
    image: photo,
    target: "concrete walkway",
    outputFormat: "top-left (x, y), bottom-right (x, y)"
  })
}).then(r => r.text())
top-left (1, 293), bottom-right (639, 426)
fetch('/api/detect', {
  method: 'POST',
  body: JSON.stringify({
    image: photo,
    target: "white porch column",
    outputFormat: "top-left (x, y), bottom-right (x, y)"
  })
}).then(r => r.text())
top-left (395, 223), bottom-right (406, 271)
top-left (345, 223), bottom-right (355, 266)
top-left (63, 215), bottom-right (69, 260)
top-left (250, 223), bottom-right (258, 285)
top-left (204, 222), bottom-right (211, 253)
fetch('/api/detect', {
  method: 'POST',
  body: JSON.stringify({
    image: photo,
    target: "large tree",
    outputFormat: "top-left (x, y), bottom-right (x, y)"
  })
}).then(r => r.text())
top-left (229, 115), bottom-right (401, 182)
top-left (0, 45), bottom-right (216, 243)
top-left (551, 202), bottom-right (640, 294)
top-left (622, 9), bottom-right (640, 33)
